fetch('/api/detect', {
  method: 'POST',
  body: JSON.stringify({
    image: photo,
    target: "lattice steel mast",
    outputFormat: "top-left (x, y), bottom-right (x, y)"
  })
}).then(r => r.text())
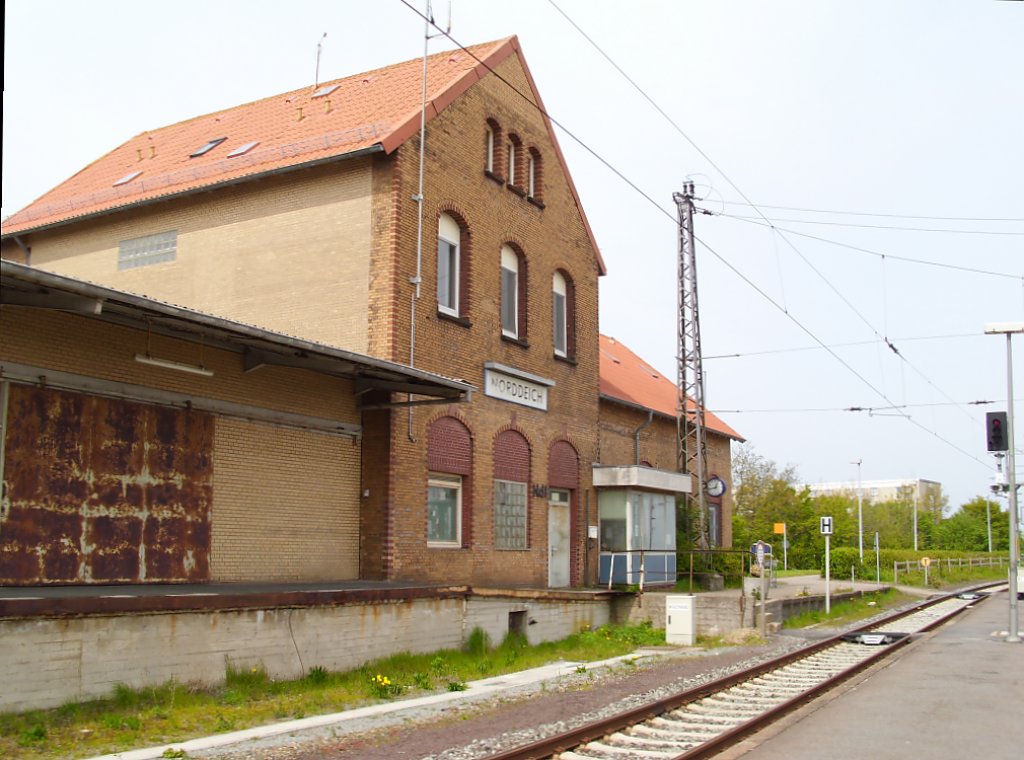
top-left (675, 183), bottom-right (709, 549)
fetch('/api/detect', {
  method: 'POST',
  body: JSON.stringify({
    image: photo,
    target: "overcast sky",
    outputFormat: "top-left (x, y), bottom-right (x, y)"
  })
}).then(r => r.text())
top-left (4, 0), bottom-right (1022, 514)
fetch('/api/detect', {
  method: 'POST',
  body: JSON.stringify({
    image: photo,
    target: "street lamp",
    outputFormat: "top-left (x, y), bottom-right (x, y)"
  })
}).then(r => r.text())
top-left (852, 458), bottom-right (863, 562)
top-left (985, 321), bottom-right (1022, 644)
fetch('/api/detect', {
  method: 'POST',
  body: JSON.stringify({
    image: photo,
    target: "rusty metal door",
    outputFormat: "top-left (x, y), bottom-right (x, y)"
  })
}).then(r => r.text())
top-left (0, 384), bottom-right (213, 585)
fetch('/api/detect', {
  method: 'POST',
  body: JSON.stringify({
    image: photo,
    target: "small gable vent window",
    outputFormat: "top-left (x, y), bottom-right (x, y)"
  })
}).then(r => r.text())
top-left (190, 137), bottom-right (227, 158)
top-left (118, 231), bottom-right (177, 270)
top-left (312, 84), bottom-right (340, 98)
top-left (113, 170), bottom-right (143, 187)
top-left (227, 141), bottom-right (260, 158)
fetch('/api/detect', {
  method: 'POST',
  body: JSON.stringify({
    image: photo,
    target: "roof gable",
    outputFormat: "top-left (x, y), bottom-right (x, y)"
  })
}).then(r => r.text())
top-left (599, 334), bottom-right (744, 441)
top-left (2, 36), bottom-right (605, 273)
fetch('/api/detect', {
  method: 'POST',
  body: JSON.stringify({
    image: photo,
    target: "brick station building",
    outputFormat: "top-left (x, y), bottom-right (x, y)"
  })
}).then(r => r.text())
top-left (2, 37), bottom-right (740, 591)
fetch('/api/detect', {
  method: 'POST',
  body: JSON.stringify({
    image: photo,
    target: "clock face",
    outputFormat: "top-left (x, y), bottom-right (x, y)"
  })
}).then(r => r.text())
top-left (706, 477), bottom-right (726, 497)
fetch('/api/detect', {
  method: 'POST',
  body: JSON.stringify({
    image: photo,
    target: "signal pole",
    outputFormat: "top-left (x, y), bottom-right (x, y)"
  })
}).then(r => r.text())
top-left (985, 322), bottom-right (1022, 643)
top-left (675, 183), bottom-right (709, 549)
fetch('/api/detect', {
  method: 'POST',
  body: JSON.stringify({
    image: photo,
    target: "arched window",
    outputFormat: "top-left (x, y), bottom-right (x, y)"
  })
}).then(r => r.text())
top-left (427, 417), bottom-right (473, 547)
top-left (485, 119), bottom-right (503, 179)
top-left (501, 245), bottom-right (520, 338)
top-left (527, 148), bottom-right (543, 201)
top-left (552, 270), bottom-right (575, 359)
top-left (437, 213), bottom-right (463, 317)
top-left (493, 429), bottom-right (531, 550)
top-left (507, 134), bottom-right (523, 188)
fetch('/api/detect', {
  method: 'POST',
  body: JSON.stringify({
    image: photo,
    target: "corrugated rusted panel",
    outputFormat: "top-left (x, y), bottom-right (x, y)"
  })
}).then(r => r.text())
top-left (0, 384), bottom-right (214, 585)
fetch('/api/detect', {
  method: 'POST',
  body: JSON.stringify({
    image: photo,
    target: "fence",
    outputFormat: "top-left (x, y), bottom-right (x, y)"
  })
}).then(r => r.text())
top-left (893, 555), bottom-right (1010, 584)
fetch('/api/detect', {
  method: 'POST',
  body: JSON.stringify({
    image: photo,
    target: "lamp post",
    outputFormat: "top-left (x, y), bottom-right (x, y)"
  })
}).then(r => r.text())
top-left (852, 458), bottom-right (863, 562)
top-left (985, 321), bottom-right (1022, 644)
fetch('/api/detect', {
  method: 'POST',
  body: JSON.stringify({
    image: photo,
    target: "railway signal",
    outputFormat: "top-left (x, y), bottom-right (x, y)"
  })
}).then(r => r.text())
top-left (986, 411), bottom-right (1008, 452)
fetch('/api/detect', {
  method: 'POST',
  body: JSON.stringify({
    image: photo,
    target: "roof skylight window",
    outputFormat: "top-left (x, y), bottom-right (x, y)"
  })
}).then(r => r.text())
top-left (227, 141), bottom-right (260, 158)
top-left (312, 84), bottom-right (339, 98)
top-left (113, 170), bottom-right (143, 187)
top-left (190, 137), bottom-right (227, 158)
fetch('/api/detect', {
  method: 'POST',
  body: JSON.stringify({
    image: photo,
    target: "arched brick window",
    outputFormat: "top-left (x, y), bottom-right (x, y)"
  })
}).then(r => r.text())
top-left (552, 269), bottom-right (576, 359)
top-left (501, 244), bottom-right (528, 341)
top-left (437, 211), bottom-right (471, 320)
top-left (485, 118), bottom-right (504, 179)
top-left (427, 417), bottom-right (473, 547)
top-left (493, 429), bottom-right (530, 549)
top-left (527, 147), bottom-right (543, 201)
top-left (507, 133), bottom-right (524, 190)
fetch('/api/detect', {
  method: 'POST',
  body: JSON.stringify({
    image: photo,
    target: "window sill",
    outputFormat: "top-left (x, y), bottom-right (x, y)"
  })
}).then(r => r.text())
top-left (501, 334), bottom-right (530, 349)
top-left (507, 184), bottom-right (527, 197)
top-left (427, 543), bottom-right (464, 550)
top-left (554, 353), bottom-right (577, 366)
top-left (438, 311), bottom-right (472, 328)
top-left (485, 170), bottom-right (506, 185)
top-left (527, 196), bottom-right (545, 210)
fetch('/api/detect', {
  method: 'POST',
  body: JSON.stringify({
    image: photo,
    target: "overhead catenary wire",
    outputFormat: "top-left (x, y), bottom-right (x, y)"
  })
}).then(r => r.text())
top-left (539, 1), bottom-right (1009, 446)
top-left (717, 213), bottom-right (1024, 235)
top-left (396, 0), bottom-right (996, 471)
top-left (715, 199), bottom-right (1024, 223)
top-left (705, 331), bottom-right (983, 360)
top-left (709, 212), bottom-right (1023, 281)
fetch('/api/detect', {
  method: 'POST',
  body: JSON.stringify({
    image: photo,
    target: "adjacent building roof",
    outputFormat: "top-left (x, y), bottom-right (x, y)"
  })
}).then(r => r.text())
top-left (1, 37), bottom-right (606, 275)
top-left (599, 334), bottom-right (744, 441)
top-left (1, 260), bottom-right (474, 404)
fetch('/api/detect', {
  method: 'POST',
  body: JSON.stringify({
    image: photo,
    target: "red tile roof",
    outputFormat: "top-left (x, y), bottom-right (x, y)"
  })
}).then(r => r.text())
top-left (600, 334), bottom-right (744, 441)
top-left (2, 36), bottom-right (605, 274)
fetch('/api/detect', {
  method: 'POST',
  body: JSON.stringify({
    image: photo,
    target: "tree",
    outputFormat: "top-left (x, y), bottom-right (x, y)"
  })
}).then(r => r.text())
top-left (935, 497), bottom-right (1008, 552)
top-left (731, 445), bottom-right (815, 567)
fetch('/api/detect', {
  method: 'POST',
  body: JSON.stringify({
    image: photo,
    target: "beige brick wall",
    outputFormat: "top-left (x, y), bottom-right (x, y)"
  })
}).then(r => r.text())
top-left (212, 419), bottom-right (360, 581)
top-left (16, 160), bottom-right (375, 352)
top-left (0, 308), bottom-right (360, 422)
top-left (2, 307), bottom-right (365, 583)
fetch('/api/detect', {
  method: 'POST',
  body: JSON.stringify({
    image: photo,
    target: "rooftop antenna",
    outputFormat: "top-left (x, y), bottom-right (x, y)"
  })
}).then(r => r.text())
top-left (314, 32), bottom-right (328, 89)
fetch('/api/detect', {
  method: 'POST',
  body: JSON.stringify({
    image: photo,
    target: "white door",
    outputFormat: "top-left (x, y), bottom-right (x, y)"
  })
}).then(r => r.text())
top-left (548, 489), bottom-right (571, 587)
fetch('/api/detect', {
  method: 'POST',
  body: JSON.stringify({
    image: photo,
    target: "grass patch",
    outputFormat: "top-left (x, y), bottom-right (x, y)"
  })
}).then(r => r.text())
top-left (0, 622), bottom-right (664, 759)
top-left (783, 588), bottom-right (914, 629)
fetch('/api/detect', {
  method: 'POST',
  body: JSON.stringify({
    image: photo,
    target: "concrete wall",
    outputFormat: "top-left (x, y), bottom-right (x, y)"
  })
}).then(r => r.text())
top-left (0, 594), bottom-right (612, 712)
top-left (625, 589), bottom-right (877, 636)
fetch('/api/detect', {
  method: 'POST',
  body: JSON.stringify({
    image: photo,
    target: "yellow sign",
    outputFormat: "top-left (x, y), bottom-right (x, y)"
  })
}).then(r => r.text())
top-left (921, 556), bottom-right (931, 568)
top-left (773, 523), bottom-right (786, 534)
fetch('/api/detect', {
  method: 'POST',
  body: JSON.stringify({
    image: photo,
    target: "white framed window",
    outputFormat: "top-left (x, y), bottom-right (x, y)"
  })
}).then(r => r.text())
top-left (428, 474), bottom-right (462, 546)
top-left (485, 126), bottom-right (495, 173)
top-left (552, 271), bottom-right (567, 357)
top-left (500, 245), bottom-right (519, 338)
top-left (437, 214), bottom-right (460, 315)
top-left (494, 479), bottom-right (528, 549)
top-left (118, 231), bottom-right (177, 270)
top-left (507, 140), bottom-right (517, 185)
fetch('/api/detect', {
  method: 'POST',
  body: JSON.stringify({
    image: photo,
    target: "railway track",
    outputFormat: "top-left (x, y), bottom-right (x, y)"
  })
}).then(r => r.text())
top-left (486, 585), bottom-right (1000, 760)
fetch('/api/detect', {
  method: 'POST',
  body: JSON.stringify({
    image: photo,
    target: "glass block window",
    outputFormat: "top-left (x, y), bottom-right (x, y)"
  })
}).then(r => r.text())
top-left (118, 231), bottom-right (177, 270)
top-left (494, 479), bottom-right (528, 549)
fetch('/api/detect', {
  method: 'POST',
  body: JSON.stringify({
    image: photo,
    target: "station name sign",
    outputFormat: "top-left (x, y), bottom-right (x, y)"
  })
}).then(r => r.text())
top-left (483, 363), bottom-right (553, 411)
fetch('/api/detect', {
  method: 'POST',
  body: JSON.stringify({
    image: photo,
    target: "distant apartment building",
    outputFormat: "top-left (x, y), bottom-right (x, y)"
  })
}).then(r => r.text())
top-left (802, 479), bottom-right (942, 504)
